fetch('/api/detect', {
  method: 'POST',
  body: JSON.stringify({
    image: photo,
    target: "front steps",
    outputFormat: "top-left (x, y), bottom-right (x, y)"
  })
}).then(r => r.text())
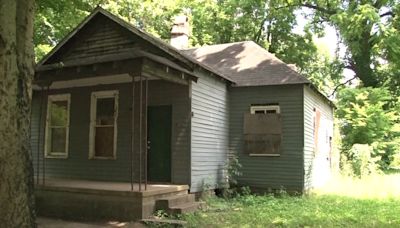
top-left (155, 193), bottom-right (202, 215)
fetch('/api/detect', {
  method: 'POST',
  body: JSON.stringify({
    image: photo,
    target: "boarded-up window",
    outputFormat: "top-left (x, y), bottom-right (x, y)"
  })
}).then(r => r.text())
top-left (313, 108), bottom-right (321, 155)
top-left (244, 105), bottom-right (282, 156)
top-left (45, 94), bottom-right (71, 158)
top-left (89, 91), bottom-right (118, 159)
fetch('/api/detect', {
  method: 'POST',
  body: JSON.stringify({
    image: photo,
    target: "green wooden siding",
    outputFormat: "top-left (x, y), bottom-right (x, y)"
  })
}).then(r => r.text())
top-left (190, 73), bottom-right (229, 192)
top-left (229, 85), bottom-right (305, 192)
top-left (31, 80), bottom-right (190, 184)
top-left (303, 85), bottom-right (334, 190)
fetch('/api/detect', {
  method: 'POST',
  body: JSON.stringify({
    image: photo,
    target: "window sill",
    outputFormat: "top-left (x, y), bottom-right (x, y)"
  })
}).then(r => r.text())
top-left (45, 155), bottom-right (68, 159)
top-left (249, 154), bottom-right (280, 157)
top-left (89, 156), bottom-right (116, 160)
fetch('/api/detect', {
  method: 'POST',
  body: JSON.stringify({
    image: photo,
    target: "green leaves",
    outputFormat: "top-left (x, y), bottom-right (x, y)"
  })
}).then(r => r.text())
top-left (337, 87), bottom-right (400, 169)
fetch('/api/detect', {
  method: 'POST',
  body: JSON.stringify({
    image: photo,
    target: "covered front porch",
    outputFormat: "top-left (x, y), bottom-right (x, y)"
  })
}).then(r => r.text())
top-left (32, 57), bottom-right (195, 219)
top-left (31, 8), bottom-right (201, 220)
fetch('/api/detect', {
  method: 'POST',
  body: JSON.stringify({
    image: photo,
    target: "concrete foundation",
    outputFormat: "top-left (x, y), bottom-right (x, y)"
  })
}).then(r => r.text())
top-left (35, 179), bottom-right (189, 221)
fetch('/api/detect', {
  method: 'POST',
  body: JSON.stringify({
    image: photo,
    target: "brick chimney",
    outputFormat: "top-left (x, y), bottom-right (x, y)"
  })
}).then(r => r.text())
top-left (170, 15), bottom-right (189, 49)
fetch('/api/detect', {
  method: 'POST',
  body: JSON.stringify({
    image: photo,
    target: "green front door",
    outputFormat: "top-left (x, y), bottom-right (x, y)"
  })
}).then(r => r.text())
top-left (147, 105), bottom-right (172, 182)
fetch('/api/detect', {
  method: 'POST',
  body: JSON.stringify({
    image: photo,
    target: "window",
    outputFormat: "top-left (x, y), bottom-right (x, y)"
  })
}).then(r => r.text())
top-left (250, 105), bottom-right (280, 114)
top-left (244, 104), bottom-right (282, 156)
top-left (45, 94), bottom-right (71, 158)
top-left (89, 90), bottom-right (118, 159)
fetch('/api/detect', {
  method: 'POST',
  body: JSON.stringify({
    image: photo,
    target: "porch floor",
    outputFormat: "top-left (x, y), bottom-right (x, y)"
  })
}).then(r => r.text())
top-left (35, 178), bottom-right (188, 197)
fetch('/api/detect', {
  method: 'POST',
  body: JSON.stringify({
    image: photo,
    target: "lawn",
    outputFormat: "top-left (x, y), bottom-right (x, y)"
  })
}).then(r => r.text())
top-left (181, 173), bottom-right (400, 227)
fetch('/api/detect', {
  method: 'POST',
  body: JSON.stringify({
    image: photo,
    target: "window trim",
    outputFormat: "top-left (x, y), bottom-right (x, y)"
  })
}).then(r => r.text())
top-left (246, 104), bottom-right (282, 156)
top-left (250, 105), bottom-right (280, 114)
top-left (44, 94), bottom-right (71, 159)
top-left (89, 90), bottom-right (119, 160)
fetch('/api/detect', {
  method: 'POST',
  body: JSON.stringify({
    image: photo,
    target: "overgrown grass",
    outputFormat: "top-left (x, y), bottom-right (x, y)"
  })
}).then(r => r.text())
top-left (314, 173), bottom-right (400, 199)
top-left (182, 174), bottom-right (400, 227)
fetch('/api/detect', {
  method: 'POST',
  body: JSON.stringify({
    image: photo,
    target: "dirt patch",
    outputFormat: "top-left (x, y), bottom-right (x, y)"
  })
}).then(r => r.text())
top-left (36, 217), bottom-right (146, 228)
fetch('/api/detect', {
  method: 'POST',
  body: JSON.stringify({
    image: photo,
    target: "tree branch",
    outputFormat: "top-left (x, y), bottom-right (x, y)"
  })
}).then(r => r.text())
top-left (300, 3), bottom-right (337, 15)
top-left (272, 1), bottom-right (337, 15)
top-left (329, 76), bottom-right (357, 97)
top-left (254, 17), bottom-right (269, 43)
top-left (380, 11), bottom-right (394, 18)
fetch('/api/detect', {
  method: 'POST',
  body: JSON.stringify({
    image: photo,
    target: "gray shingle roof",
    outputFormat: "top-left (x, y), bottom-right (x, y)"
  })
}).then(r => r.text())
top-left (182, 41), bottom-right (310, 86)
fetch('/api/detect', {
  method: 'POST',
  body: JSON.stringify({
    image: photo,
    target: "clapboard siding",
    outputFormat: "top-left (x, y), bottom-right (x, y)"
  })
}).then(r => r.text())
top-left (31, 80), bottom-right (190, 184)
top-left (229, 85), bottom-right (305, 192)
top-left (303, 86), bottom-right (334, 190)
top-left (190, 73), bottom-right (229, 192)
top-left (47, 14), bottom-right (139, 64)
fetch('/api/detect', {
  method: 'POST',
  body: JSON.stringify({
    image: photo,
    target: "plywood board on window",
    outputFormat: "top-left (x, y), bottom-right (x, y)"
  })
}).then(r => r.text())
top-left (243, 113), bottom-right (282, 134)
top-left (244, 134), bottom-right (281, 154)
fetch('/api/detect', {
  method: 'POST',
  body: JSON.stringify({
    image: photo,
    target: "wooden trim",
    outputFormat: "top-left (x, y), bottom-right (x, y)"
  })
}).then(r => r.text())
top-left (44, 94), bottom-right (71, 159)
top-left (250, 105), bottom-right (280, 114)
top-left (249, 154), bottom-right (280, 157)
top-left (89, 90), bottom-right (119, 160)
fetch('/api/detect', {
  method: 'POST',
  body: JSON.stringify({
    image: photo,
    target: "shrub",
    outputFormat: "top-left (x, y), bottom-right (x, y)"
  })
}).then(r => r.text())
top-left (336, 87), bottom-right (400, 171)
top-left (348, 144), bottom-right (381, 177)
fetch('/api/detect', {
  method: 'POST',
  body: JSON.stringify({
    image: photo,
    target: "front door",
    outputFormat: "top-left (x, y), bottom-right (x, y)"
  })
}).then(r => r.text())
top-left (147, 105), bottom-right (172, 182)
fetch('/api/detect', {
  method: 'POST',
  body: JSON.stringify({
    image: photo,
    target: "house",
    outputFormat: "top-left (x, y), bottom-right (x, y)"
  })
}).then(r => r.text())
top-left (31, 7), bottom-right (334, 220)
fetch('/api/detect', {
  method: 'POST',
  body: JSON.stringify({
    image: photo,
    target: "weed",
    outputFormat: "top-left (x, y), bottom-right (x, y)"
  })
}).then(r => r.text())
top-left (182, 174), bottom-right (400, 227)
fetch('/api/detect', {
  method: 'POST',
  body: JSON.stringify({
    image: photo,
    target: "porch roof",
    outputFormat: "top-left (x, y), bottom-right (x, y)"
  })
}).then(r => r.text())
top-left (35, 7), bottom-right (233, 86)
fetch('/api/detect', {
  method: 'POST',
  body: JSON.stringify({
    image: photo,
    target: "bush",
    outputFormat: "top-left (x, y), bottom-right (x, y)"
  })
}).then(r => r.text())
top-left (348, 144), bottom-right (381, 177)
top-left (336, 87), bottom-right (400, 171)
top-left (221, 155), bottom-right (244, 198)
top-left (391, 153), bottom-right (400, 168)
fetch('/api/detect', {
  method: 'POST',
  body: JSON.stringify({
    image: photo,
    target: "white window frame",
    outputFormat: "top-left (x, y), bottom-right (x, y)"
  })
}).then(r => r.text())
top-left (44, 94), bottom-right (71, 159)
top-left (89, 90), bottom-right (119, 160)
top-left (250, 105), bottom-right (280, 114)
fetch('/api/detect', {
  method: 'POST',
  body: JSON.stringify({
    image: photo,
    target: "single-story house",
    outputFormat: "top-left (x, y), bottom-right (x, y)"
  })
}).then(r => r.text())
top-left (31, 7), bottom-right (334, 220)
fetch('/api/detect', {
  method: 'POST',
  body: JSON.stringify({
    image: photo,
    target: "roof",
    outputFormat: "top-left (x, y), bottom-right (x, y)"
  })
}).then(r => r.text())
top-left (36, 8), bottom-right (332, 106)
top-left (182, 41), bottom-right (310, 86)
top-left (36, 7), bottom-right (233, 83)
top-left (183, 41), bottom-right (334, 107)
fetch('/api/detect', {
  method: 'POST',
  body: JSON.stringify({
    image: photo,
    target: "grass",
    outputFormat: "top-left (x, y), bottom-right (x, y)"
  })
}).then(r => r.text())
top-left (181, 173), bottom-right (400, 227)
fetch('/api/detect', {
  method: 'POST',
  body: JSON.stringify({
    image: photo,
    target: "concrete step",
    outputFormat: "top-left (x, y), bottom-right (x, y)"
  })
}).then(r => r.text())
top-left (156, 193), bottom-right (195, 209)
top-left (168, 202), bottom-right (202, 214)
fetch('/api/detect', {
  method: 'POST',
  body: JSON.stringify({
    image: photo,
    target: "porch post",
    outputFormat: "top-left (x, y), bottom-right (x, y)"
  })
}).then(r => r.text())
top-left (36, 86), bottom-right (45, 185)
top-left (139, 74), bottom-right (143, 191)
top-left (144, 78), bottom-right (148, 190)
top-left (130, 74), bottom-right (135, 191)
top-left (42, 85), bottom-right (50, 185)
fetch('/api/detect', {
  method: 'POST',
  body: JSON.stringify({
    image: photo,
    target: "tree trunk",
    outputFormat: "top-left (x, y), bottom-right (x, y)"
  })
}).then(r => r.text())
top-left (0, 0), bottom-right (36, 227)
top-left (349, 24), bottom-right (378, 88)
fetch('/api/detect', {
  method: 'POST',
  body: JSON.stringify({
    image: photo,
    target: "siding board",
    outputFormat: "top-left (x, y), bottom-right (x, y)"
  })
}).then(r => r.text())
top-left (303, 86), bottom-right (334, 190)
top-left (229, 85), bottom-right (305, 192)
top-left (190, 74), bottom-right (229, 192)
top-left (31, 80), bottom-right (191, 185)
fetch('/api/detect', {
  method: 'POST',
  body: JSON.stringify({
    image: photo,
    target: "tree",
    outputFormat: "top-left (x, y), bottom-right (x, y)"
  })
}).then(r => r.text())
top-left (336, 87), bottom-right (400, 169)
top-left (0, 0), bottom-right (36, 227)
top-left (288, 0), bottom-right (400, 88)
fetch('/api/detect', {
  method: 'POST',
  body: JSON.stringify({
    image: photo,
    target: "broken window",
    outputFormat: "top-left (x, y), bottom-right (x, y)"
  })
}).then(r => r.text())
top-left (244, 105), bottom-right (282, 156)
top-left (89, 91), bottom-right (118, 159)
top-left (45, 94), bottom-right (70, 158)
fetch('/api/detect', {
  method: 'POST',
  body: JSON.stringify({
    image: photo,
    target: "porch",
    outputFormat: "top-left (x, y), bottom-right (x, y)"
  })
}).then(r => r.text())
top-left (35, 178), bottom-right (192, 221)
